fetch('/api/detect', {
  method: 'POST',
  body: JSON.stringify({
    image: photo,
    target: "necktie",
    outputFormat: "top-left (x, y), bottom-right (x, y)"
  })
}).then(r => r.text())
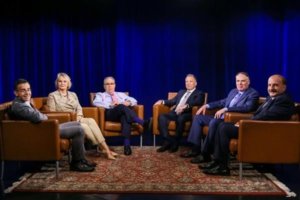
top-left (229, 92), bottom-right (242, 107)
top-left (175, 91), bottom-right (191, 112)
top-left (111, 93), bottom-right (118, 104)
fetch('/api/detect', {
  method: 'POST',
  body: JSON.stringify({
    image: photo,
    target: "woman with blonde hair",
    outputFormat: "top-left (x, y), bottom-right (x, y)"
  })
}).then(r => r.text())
top-left (47, 72), bottom-right (117, 160)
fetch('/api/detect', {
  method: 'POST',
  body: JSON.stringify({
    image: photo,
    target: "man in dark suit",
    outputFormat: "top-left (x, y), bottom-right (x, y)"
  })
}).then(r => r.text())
top-left (181, 72), bottom-right (259, 163)
top-left (155, 74), bottom-right (205, 153)
top-left (202, 74), bottom-right (295, 176)
top-left (9, 79), bottom-right (96, 172)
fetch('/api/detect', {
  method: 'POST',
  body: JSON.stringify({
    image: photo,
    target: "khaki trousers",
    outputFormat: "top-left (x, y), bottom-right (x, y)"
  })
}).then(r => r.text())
top-left (80, 117), bottom-right (105, 145)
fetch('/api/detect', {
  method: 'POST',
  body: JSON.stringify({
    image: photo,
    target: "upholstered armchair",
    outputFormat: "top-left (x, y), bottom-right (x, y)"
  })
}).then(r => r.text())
top-left (0, 101), bottom-right (72, 179)
top-left (224, 102), bottom-right (300, 179)
top-left (90, 92), bottom-right (144, 147)
top-left (152, 92), bottom-right (208, 146)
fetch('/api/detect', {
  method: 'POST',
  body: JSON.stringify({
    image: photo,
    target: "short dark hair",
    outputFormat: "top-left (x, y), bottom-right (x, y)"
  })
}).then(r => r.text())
top-left (14, 79), bottom-right (29, 91)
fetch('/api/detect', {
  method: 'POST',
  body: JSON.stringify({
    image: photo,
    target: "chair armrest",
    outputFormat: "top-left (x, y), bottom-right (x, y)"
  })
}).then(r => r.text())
top-left (98, 107), bottom-right (106, 131)
top-left (224, 112), bottom-right (253, 123)
top-left (153, 104), bottom-right (171, 135)
top-left (82, 107), bottom-right (99, 124)
top-left (1, 119), bottom-right (62, 161)
top-left (43, 112), bottom-right (76, 123)
top-left (132, 105), bottom-right (144, 119)
top-left (192, 106), bottom-right (200, 115)
top-left (238, 120), bottom-right (300, 163)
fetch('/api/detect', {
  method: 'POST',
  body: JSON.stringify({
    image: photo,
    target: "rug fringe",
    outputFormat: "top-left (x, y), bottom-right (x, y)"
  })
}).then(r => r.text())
top-left (264, 173), bottom-right (296, 197)
top-left (4, 173), bottom-right (31, 194)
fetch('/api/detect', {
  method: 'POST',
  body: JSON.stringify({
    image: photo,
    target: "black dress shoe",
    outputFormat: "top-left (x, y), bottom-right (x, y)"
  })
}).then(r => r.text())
top-left (190, 154), bottom-right (211, 164)
top-left (180, 150), bottom-right (200, 158)
top-left (157, 144), bottom-right (171, 152)
top-left (70, 161), bottom-right (95, 172)
top-left (81, 159), bottom-right (97, 167)
top-left (202, 165), bottom-right (230, 176)
top-left (168, 144), bottom-right (179, 153)
top-left (199, 161), bottom-right (219, 170)
top-left (124, 145), bottom-right (132, 155)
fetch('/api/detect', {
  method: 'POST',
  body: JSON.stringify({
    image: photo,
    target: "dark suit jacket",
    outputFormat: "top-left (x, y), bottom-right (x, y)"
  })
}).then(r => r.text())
top-left (208, 87), bottom-right (259, 113)
top-left (252, 93), bottom-right (295, 120)
top-left (9, 97), bottom-right (48, 123)
top-left (164, 89), bottom-right (205, 114)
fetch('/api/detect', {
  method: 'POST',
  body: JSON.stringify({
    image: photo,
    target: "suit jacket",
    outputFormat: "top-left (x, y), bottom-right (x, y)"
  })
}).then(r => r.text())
top-left (164, 89), bottom-right (205, 114)
top-left (208, 87), bottom-right (259, 113)
top-left (252, 93), bottom-right (295, 120)
top-left (9, 97), bottom-right (48, 123)
top-left (47, 90), bottom-right (83, 121)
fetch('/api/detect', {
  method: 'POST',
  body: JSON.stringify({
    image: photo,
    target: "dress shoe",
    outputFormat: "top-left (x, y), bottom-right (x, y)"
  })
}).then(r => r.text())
top-left (156, 143), bottom-right (171, 152)
top-left (81, 159), bottom-right (97, 167)
top-left (180, 150), bottom-right (200, 158)
top-left (70, 161), bottom-right (95, 172)
top-left (124, 145), bottom-right (132, 155)
top-left (198, 161), bottom-right (219, 170)
top-left (168, 144), bottom-right (179, 153)
top-left (190, 154), bottom-right (211, 164)
top-left (202, 165), bottom-right (230, 176)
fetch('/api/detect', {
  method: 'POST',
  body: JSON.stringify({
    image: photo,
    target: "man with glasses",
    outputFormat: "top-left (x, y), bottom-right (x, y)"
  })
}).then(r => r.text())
top-left (93, 76), bottom-right (147, 156)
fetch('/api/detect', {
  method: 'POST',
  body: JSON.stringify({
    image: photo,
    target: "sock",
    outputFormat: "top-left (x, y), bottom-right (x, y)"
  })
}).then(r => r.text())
top-left (133, 117), bottom-right (144, 125)
top-left (124, 138), bottom-right (130, 146)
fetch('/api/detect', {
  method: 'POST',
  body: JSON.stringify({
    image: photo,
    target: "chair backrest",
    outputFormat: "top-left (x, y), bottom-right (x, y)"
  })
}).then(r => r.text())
top-left (32, 97), bottom-right (49, 111)
top-left (90, 92), bottom-right (129, 106)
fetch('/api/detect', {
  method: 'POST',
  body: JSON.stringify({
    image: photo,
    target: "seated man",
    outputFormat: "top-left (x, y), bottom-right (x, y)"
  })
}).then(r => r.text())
top-left (154, 74), bottom-right (205, 153)
top-left (202, 74), bottom-right (295, 176)
top-left (9, 79), bottom-right (95, 172)
top-left (182, 72), bottom-right (259, 163)
top-left (93, 76), bottom-right (148, 156)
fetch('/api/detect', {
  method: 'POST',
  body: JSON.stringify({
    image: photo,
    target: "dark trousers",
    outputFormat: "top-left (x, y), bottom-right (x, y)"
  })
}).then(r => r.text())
top-left (158, 111), bottom-right (192, 145)
top-left (59, 121), bottom-right (85, 162)
top-left (105, 104), bottom-right (138, 137)
top-left (213, 122), bottom-right (238, 164)
top-left (187, 115), bottom-right (223, 154)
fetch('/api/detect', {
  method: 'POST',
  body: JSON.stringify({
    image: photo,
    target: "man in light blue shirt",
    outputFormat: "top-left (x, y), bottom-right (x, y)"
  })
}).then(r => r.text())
top-left (93, 76), bottom-right (146, 156)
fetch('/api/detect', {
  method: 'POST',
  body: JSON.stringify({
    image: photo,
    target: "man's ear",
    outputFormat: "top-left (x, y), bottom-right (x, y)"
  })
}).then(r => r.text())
top-left (14, 90), bottom-right (18, 97)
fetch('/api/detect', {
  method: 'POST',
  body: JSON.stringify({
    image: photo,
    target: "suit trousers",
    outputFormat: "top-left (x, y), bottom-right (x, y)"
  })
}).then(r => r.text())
top-left (105, 104), bottom-right (137, 137)
top-left (80, 117), bottom-right (105, 145)
top-left (59, 121), bottom-right (85, 161)
top-left (187, 115), bottom-right (223, 154)
top-left (158, 111), bottom-right (192, 144)
top-left (213, 122), bottom-right (238, 164)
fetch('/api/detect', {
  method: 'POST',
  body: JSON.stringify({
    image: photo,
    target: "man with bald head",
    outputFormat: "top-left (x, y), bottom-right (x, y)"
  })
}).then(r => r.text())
top-left (202, 74), bottom-right (295, 176)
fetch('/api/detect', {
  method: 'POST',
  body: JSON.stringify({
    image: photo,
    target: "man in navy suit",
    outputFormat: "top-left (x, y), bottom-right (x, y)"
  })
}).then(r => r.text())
top-left (155, 74), bottom-right (206, 153)
top-left (181, 72), bottom-right (259, 163)
top-left (202, 74), bottom-right (295, 175)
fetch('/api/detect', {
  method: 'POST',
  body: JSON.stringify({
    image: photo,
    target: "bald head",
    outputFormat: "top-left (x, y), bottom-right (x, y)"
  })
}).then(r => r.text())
top-left (267, 74), bottom-right (287, 97)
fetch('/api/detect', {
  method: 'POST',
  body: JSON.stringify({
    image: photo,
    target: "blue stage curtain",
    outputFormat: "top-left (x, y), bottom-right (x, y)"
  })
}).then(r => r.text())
top-left (0, 1), bottom-right (300, 118)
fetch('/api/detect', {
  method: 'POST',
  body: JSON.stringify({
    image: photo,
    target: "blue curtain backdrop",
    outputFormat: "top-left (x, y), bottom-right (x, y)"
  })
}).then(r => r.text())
top-left (0, 0), bottom-right (300, 118)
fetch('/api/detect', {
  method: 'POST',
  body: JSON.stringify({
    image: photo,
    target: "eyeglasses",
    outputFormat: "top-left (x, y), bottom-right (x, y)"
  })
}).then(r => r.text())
top-left (104, 83), bottom-right (115, 85)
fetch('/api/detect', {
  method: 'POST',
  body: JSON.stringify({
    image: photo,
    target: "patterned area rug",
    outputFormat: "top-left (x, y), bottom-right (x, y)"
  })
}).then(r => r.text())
top-left (9, 146), bottom-right (293, 196)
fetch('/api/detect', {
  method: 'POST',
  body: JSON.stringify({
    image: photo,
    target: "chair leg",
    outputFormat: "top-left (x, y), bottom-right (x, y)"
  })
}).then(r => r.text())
top-left (153, 135), bottom-right (156, 147)
top-left (0, 161), bottom-right (4, 181)
top-left (55, 161), bottom-right (59, 179)
top-left (68, 150), bottom-right (71, 163)
top-left (239, 162), bottom-right (243, 180)
top-left (140, 135), bottom-right (143, 147)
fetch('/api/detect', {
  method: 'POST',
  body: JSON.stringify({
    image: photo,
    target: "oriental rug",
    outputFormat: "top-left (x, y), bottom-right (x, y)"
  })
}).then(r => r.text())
top-left (7, 146), bottom-right (295, 196)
